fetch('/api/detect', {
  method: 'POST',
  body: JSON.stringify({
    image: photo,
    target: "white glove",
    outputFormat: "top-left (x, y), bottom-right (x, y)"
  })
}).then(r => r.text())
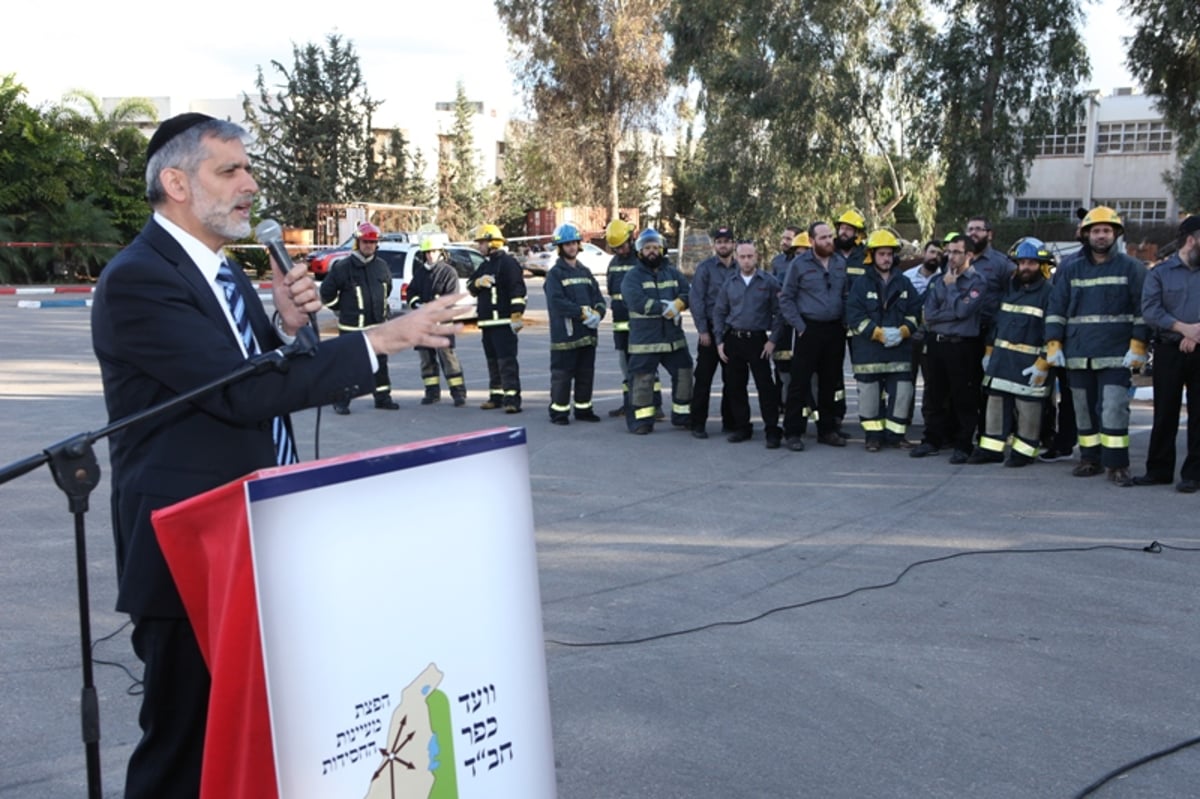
top-left (510, 314), bottom-right (524, 333)
top-left (882, 327), bottom-right (903, 348)
top-left (661, 300), bottom-right (681, 320)
top-left (981, 353), bottom-right (991, 371)
top-left (1045, 346), bottom-right (1066, 368)
top-left (582, 309), bottom-right (601, 329)
top-left (474, 274), bottom-right (495, 289)
top-left (1122, 349), bottom-right (1147, 369)
top-left (1022, 362), bottom-right (1049, 387)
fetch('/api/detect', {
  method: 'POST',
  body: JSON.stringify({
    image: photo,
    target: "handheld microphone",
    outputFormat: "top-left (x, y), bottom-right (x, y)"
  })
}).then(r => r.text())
top-left (255, 218), bottom-right (320, 336)
top-left (254, 219), bottom-right (295, 272)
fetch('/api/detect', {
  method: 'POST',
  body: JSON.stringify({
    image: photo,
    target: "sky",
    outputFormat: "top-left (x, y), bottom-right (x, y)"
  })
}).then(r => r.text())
top-left (3, 0), bottom-right (1137, 124)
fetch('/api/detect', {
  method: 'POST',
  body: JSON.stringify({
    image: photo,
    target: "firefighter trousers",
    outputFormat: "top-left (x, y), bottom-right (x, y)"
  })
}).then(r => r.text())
top-left (626, 348), bottom-right (692, 432)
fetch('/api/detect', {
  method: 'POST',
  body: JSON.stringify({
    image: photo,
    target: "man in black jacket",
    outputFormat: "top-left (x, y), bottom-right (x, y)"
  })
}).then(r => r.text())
top-left (91, 113), bottom-right (463, 798)
top-left (320, 222), bottom-right (399, 413)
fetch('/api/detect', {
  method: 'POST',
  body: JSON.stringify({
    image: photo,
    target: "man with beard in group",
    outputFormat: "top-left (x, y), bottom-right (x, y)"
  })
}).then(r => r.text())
top-left (621, 228), bottom-right (694, 434)
top-left (967, 239), bottom-right (1056, 468)
top-left (780, 221), bottom-right (848, 451)
top-left (771, 225), bottom-right (805, 276)
top-left (829, 209), bottom-right (868, 437)
top-left (964, 216), bottom-right (1015, 331)
top-left (689, 226), bottom-right (738, 438)
top-left (1045, 206), bottom-right (1148, 485)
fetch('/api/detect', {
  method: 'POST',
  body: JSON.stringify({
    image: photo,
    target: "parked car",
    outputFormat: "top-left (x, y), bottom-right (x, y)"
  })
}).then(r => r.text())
top-left (519, 242), bottom-right (610, 278)
top-left (307, 232), bottom-right (413, 278)
top-left (520, 249), bottom-right (555, 276)
top-left (371, 242), bottom-right (481, 320)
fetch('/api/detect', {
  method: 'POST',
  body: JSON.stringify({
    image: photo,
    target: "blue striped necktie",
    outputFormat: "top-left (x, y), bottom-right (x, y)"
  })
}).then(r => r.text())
top-left (215, 260), bottom-right (298, 465)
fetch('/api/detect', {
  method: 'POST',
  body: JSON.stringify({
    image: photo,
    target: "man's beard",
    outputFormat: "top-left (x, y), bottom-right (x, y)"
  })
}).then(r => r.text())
top-left (1186, 247), bottom-right (1200, 269)
top-left (1016, 268), bottom-right (1040, 285)
top-left (1090, 240), bottom-right (1114, 256)
top-left (836, 234), bottom-right (856, 251)
top-left (642, 253), bottom-right (663, 268)
top-left (193, 182), bottom-right (252, 242)
top-left (969, 236), bottom-right (988, 255)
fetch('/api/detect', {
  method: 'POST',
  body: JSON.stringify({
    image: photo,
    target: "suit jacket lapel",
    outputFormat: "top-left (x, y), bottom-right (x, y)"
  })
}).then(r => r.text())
top-left (141, 218), bottom-right (272, 354)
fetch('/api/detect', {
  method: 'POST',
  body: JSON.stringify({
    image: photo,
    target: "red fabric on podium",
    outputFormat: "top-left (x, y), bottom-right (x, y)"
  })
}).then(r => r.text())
top-left (152, 473), bottom-right (278, 799)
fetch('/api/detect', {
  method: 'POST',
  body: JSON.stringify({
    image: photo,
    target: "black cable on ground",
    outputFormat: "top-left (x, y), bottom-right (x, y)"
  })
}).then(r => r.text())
top-left (1072, 734), bottom-right (1200, 798)
top-left (545, 540), bottom-right (1200, 795)
top-left (546, 541), bottom-right (1190, 648)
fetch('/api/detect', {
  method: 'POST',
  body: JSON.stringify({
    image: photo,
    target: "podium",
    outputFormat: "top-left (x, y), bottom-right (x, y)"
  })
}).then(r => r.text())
top-left (152, 427), bottom-right (556, 799)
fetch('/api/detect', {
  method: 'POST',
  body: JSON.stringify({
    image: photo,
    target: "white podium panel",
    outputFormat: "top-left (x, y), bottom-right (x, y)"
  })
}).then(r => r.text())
top-left (245, 428), bottom-right (555, 799)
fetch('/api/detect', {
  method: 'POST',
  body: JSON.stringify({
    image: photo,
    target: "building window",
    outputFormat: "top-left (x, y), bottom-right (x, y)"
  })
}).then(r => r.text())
top-left (435, 101), bottom-right (484, 114)
top-left (1014, 199), bottom-right (1080, 220)
top-left (1035, 125), bottom-right (1086, 156)
top-left (1095, 199), bottom-right (1169, 224)
top-left (1096, 121), bottom-right (1173, 154)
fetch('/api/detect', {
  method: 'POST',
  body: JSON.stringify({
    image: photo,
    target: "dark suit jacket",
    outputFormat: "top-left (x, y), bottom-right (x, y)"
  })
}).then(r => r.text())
top-left (92, 218), bottom-right (375, 617)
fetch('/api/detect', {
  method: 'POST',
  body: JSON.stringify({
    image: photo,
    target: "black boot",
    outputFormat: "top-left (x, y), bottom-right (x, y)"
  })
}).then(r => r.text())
top-left (374, 393), bottom-right (400, 410)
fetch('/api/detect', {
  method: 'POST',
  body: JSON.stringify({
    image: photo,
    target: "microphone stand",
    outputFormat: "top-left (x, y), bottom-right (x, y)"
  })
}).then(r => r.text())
top-left (0, 327), bottom-right (317, 799)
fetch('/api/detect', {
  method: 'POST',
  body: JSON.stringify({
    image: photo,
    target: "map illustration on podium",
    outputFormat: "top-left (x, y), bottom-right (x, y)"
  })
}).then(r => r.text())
top-left (365, 663), bottom-right (458, 799)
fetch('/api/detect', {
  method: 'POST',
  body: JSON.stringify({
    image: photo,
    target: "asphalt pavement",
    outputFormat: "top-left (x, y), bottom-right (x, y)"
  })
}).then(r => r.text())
top-left (1, 282), bottom-right (1198, 798)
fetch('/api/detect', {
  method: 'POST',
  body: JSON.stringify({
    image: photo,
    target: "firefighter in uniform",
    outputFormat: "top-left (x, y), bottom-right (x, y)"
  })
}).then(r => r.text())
top-left (604, 219), bottom-right (661, 418)
top-left (408, 232), bottom-right (467, 406)
top-left (319, 222), bottom-right (399, 414)
top-left (844, 230), bottom-right (922, 451)
top-left (544, 223), bottom-right (606, 424)
top-left (772, 229), bottom-right (809, 415)
top-left (621, 228), bottom-right (693, 434)
top-left (966, 238), bottom-right (1056, 467)
top-left (714, 241), bottom-right (782, 447)
top-left (832, 208), bottom-right (868, 436)
top-left (1045, 206), bottom-right (1148, 485)
top-left (468, 223), bottom-right (527, 413)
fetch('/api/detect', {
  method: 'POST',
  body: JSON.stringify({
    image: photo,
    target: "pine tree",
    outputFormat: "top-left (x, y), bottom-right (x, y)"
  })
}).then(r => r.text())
top-left (436, 83), bottom-right (489, 237)
top-left (244, 34), bottom-right (380, 228)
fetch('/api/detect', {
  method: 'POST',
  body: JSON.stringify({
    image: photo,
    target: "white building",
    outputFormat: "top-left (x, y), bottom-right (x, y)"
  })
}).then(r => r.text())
top-left (1010, 89), bottom-right (1181, 225)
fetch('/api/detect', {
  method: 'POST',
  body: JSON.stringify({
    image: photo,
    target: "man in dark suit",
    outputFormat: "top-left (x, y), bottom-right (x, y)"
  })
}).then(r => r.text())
top-left (91, 114), bottom-right (463, 798)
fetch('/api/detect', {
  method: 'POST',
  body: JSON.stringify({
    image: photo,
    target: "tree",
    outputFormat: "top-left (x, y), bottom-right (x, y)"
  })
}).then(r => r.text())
top-left (1165, 144), bottom-right (1200, 214)
top-left (0, 75), bottom-right (94, 282)
top-left (668, 0), bottom-right (926, 239)
top-left (908, 0), bottom-right (1091, 220)
top-left (1124, 0), bottom-right (1200, 150)
top-left (52, 89), bottom-right (158, 241)
top-left (244, 34), bottom-right (380, 229)
top-left (436, 83), bottom-right (490, 237)
top-left (495, 0), bottom-right (670, 216)
top-left (374, 128), bottom-right (435, 207)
